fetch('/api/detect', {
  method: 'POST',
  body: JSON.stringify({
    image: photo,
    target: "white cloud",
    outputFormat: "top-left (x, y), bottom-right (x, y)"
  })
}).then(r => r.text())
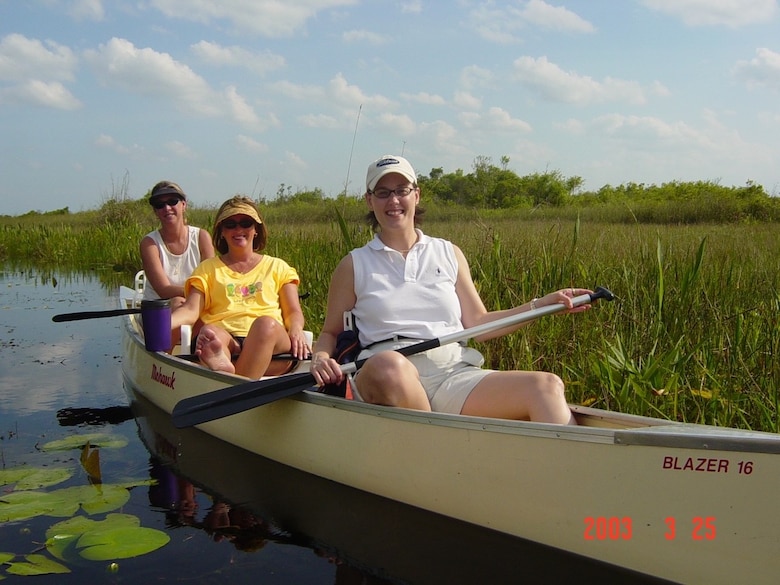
top-left (582, 109), bottom-right (773, 185)
top-left (452, 90), bottom-right (481, 110)
top-left (376, 112), bottom-right (416, 136)
top-left (190, 41), bottom-right (286, 75)
top-left (0, 79), bottom-right (81, 109)
top-left (225, 84), bottom-right (260, 126)
top-left (512, 56), bottom-right (649, 105)
top-left (640, 0), bottom-right (778, 27)
top-left (236, 134), bottom-right (269, 152)
top-left (284, 150), bottom-right (307, 169)
top-left (459, 107), bottom-right (533, 133)
top-left (149, 0), bottom-right (359, 37)
top-left (520, 0), bottom-right (596, 33)
top-left (470, 0), bottom-right (594, 43)
top-left (459, 65), bottom-right (494, 91)
top-left (0, 33), bottom-right (77, 81)
top-left (83, 37), bottom-right (265, 128)
top-left (733, 48), bottom-right (780, 91)
top-left (271, 73), bottom-right (395, 116)
top-left (419, 120), bottom-right (468, 156)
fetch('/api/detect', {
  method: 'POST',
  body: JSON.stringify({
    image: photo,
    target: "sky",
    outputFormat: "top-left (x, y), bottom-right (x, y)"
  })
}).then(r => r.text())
top-left (1, 0), bottom-right (779, 216)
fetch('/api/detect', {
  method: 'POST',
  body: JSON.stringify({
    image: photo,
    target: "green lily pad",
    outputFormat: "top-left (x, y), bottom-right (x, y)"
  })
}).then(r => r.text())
top-left (40, 433), bottom-right (128, 452)
top-left (0, 466), bottom-right (74, 490)
top-left (46, 514), bottom-right (169, 562)
top-left (0, 484), bottom-right (131, 523)
top-left (0, 468), bottom-right (35, 487)
top-left (44, 485), bottom-right (131, 516)
top-left (0, 552), bottom-right (15, 563)
top-left (77, 526), bottom-right (170, 561)
top-left (4, 553), bottom-right (70, 576)
top-left (0, 491), bottom-right (59, 522)
top-left (46, 515), bottom-right (134, 561)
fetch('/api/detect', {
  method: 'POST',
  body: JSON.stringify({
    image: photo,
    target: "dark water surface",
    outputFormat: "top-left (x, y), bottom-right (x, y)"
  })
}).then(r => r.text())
top-left (0, 268), bottom-right (667, 584)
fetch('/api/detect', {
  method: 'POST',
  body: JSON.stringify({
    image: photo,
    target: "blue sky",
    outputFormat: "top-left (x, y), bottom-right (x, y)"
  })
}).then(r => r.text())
top-left (1, 0), bottom-right (779, 216)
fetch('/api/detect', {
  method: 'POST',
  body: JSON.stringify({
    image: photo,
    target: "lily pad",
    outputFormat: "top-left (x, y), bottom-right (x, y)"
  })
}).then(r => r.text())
top-left (0, 491), bottom-right (59, 523)
top-left (77, 526), bottom-right (170, 560)
top-left (0, 484), bottom-right (131, 523)
top-left (46, 514), bottom-right (169, 562)
top-left (44, 485), bottom-right (131, 516)
top-left (4, 553), bottom-right (70, 576)
top-left (40, 433), bottom-right (128, 452)
top-left (0, 466), bottom-right (74, 490)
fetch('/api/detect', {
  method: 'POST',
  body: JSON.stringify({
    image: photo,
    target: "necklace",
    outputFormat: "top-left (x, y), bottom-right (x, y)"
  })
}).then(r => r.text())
top-left (225, 254), bottom-right (260, 274)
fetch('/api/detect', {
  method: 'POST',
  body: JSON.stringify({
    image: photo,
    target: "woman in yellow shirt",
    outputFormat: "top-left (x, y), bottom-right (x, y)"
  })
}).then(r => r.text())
top-left (172, 196), bottom-right (308, 378)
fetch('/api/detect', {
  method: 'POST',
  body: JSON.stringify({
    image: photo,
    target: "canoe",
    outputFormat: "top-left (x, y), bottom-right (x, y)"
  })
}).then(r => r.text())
top-left (118, 286), bottom-right (780, 585)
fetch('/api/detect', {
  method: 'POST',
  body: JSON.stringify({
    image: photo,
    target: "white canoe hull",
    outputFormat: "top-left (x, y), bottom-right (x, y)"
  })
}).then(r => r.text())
top-left (120, 289), bottom-right (780, 585)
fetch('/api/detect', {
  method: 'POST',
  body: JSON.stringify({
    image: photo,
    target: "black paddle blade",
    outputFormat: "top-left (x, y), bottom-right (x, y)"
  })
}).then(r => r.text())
top-left (52, 307), bottom-right (141, 322)
top-left (172, 371), bottom-right (318, 428)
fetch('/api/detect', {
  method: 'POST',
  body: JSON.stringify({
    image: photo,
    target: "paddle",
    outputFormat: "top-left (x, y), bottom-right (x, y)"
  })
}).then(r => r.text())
top-left (52, 307), bottom-right (141, 322)
top-left (172, 286), bottom-right (614, 428)
top-left (52, 292), bottom-right (311, 323)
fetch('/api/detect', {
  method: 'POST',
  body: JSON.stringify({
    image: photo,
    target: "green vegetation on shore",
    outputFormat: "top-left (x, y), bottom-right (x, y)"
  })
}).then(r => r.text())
top-left (1, 161), bottom-right (779, 433)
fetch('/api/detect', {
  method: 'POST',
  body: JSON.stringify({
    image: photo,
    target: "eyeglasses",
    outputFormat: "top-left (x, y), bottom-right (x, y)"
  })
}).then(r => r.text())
top-left (221, 218), bottom-right (256, 230)
top-left (152, 198), bottom-right (182, 209)
top-left (370, 186), bottom-right (415, 199)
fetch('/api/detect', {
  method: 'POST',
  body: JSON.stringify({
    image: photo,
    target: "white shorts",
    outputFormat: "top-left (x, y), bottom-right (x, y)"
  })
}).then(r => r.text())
top-left (353, 339), bottom-right (494, 414)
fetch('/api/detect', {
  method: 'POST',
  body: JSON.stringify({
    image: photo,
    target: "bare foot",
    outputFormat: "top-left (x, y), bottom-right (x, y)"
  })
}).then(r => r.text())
top-left (195, 328), bottom-right (236, 374)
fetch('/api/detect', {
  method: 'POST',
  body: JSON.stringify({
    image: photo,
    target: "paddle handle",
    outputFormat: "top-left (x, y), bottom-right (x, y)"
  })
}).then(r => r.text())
top-left (52, 307), bottom-right (142, 322)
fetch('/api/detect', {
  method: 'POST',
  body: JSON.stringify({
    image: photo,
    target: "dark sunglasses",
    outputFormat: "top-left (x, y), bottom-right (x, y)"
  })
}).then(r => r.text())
top-left (151, 197), bottom-right (182, 209)
top-left (221, 218), bottom-right (256, 230)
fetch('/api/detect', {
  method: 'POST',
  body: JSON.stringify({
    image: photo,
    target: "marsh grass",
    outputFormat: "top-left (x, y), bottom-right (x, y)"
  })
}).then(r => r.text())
top-left (2, 203), bottom-right (778, 432)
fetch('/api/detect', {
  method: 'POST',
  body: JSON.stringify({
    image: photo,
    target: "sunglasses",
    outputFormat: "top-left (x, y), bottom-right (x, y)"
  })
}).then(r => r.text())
top-left (221, 218), bottom-right (256, 230)
top-left (152, 197), bottom-right (182, 210)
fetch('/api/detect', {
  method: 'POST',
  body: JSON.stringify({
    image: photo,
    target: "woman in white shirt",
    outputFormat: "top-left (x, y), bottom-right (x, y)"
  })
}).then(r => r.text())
top-left (311, 155), bottom-right (592, 424)
top-left (140, 181), bottom-right (215, 308)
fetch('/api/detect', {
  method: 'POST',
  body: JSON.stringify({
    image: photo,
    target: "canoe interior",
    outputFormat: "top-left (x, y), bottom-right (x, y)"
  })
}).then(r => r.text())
top-left (119, 286), bottom-right (681, 434)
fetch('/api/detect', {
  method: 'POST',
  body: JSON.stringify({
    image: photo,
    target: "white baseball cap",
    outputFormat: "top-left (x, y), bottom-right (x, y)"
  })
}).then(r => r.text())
top-left (366, 155), bottom-right (417, 192)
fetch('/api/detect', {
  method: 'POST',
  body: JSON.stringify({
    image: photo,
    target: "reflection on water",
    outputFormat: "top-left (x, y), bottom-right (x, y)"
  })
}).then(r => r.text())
top-left (0, 267), bottom-right (124, 416)
top-left (0, 268), bottom-right (670, 584)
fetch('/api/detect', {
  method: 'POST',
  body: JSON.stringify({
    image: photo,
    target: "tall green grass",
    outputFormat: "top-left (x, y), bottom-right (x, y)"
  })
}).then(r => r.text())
top-left (1, 204), bottom-right (778, 432)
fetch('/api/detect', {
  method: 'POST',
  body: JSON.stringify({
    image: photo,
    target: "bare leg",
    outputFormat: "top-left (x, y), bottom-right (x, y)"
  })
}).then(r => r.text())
top-left (460, 370), bottom-right (576, 424)
top-left (234, 317), bottom-right (292, 378)
top-left (195, 325), bottom-right (237, 374)
top-left (354, 351), bottom-right (432, 411)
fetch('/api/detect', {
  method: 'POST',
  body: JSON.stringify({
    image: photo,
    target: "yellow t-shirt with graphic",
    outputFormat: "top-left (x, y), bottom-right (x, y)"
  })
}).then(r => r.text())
top-left (185, 255), bottom-right (300, 337)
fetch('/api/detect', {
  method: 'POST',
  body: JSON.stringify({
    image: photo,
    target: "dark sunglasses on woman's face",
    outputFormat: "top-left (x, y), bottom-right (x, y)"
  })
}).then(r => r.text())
top-left (152, 197), bottom-right (182, 209)
top-left (221, 218), bottom-right (256, 229)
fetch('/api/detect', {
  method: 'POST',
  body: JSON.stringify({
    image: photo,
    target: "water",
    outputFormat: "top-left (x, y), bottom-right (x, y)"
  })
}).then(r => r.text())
top-left (0, 268), bottom-right (667, 584)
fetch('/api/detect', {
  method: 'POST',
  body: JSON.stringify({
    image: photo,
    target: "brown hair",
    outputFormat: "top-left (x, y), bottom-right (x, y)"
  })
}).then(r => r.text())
top-left (212, 195), bottom-right (268, 254)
